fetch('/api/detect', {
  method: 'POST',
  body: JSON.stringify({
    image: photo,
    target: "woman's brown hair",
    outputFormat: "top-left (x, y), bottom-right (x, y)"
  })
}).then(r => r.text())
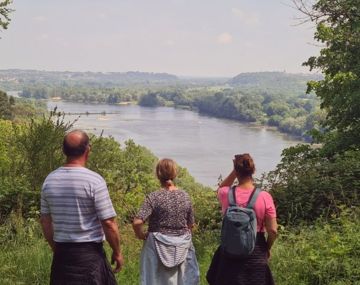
top-left (233, 153), bottom-right (255, 178)
top-left (156, 158), bottom-right (177, 187)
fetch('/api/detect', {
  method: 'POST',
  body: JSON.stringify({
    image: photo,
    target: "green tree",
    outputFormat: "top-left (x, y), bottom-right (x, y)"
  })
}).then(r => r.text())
top-left (263, 144), bottom-right (360, 224)
top-left (9, 95), bottom-right (15, 105)
top-left (262, 0), bottom-right (360, 224)
top-left (0, 0), bottom-right (13, 31)
top-left (296, 0), bottom-right (360, 152)
top-left (16, 110), bottom-right (73, 192)
top-left (0, 90), bottom-right (12, 120)
top-left (138, 92), bottom-right (165, 107)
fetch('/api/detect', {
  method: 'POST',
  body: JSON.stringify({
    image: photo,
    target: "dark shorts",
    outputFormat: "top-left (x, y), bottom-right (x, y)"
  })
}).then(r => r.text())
top-left (206, 233), bottom-right (275, 285)
top-left (50, 242), bottom-right (117, 285)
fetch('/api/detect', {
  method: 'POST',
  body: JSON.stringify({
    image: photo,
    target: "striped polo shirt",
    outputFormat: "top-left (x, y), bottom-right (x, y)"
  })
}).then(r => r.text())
top-left (41, 166), bottom-right (116, 243)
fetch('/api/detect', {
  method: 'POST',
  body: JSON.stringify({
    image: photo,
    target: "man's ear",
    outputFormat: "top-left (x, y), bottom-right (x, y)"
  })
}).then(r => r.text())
top-left (84, 147), bottom-right (90, 161)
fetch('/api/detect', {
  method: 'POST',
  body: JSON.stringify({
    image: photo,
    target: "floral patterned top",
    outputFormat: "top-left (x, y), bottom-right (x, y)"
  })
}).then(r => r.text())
top-left (136, 189), bottom-right (194, 235)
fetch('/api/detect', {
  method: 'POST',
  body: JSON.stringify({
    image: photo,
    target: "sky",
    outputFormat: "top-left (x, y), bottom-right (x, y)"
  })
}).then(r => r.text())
top-left (0, 0), bottom-right (319, 77)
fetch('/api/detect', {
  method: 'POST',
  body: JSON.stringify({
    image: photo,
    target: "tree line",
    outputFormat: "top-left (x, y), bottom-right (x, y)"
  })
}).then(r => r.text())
top-left (15, 83), bottom-right (323, 140)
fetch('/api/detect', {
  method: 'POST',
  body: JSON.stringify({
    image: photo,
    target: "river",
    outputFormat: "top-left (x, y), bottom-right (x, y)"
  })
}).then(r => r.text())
top-left (48, 101), bottom-right (299, 188)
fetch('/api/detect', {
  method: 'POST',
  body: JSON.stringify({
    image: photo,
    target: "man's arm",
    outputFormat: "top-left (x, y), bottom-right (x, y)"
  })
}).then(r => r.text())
top-left (101, 217), bottom-right (124, 273)
top-left (40, 214), bottom-right (56, 252)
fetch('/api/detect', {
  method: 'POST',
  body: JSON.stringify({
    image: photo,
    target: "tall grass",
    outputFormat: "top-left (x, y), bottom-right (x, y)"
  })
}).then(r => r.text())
top-left (0, 210), bottom-right (359, 285)
top-left (0, 214), bottom-right (51, 285)
top-left (271, 209), bottom-right (360, 285)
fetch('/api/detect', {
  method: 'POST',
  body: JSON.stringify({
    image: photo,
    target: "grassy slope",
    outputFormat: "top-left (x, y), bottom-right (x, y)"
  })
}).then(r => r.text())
top-left (1, 211), bottom-right (359, 285)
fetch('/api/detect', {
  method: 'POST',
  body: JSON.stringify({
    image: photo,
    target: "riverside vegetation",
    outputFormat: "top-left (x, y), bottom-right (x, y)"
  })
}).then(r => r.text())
top-left (1, 70), bottom-right (324, 141)
top-left (1, 0), bottom-right (360, 284)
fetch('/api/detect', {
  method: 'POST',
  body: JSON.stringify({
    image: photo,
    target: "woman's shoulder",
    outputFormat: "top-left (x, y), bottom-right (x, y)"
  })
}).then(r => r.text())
top-left (258, 189), bottom-right (272, 196)
top-left (175, 189), bottom-right (192, 199)
top-left (146, 189), bottom-right (164, 199)
top-left (218, 186), bottom-right (230, 194)
top-left (217, 186), bottom-right (231, 200)
top-left (148, 189), bottom-right (188, 197)
top-left (217, 186), bottom-right (273, 197)
top-left (257, 190), bottom-right (274, 202)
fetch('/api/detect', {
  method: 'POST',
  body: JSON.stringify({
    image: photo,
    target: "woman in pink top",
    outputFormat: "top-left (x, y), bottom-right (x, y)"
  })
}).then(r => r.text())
top-left (207, 153), bottom-right (278, 285)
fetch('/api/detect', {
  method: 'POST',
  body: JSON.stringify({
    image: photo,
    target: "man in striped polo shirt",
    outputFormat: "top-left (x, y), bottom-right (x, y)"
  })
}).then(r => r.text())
top-left (40, 130), bottom-right (123, 285)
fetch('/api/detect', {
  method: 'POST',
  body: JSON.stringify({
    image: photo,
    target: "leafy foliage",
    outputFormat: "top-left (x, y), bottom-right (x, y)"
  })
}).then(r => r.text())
top-left (265, 0), bottom-right (360, 225)
top-left (272, 208), bottom-right (360, 285)
top-left (0, 110), bottom-right (73, 220)
top-left (138, 92), bottom-right (166, 107)
top-left (262, 144), bottom-right (360, 224)
top-left (300, 0), bottom-right (360, 153)
top-left (0, 0), bottom-right (13, 31)
top-left (0, 90), bottom-right (13, 120)
top-left (0, 90), bottom-right (46, 121)
top-left (17, 111), bottom-right (73, 191)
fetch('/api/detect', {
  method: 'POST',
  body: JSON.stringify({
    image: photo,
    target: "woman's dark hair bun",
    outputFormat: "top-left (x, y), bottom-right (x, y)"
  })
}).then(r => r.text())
top-left (243, 159), bottom-right (250, 169)
top-left (234, 153), bottom-right (255, 177)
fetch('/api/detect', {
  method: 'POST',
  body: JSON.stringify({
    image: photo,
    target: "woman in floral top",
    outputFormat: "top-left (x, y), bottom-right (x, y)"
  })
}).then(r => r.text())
top-left (133, 158), bottom-right (200, 285)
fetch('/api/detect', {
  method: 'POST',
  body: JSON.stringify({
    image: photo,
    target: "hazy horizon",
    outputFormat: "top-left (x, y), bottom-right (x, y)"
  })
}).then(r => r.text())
top-left (0, 68), bottom-right (320, 79)
top-left (0, 0), bottom-right (319, 77)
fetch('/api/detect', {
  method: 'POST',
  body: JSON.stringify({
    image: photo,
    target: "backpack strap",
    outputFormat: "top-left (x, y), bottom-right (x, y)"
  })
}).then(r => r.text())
top-left (246, 187), bottom-right (262, 209)
top-left (227, 185), bottom-right (237, 207)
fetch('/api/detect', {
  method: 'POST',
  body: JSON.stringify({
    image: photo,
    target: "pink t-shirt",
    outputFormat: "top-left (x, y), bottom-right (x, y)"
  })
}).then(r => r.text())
top-left (217, 186), bottom-right (276, 232)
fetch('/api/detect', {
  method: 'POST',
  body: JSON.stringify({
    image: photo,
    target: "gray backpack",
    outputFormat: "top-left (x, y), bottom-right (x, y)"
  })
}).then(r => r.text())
top-left (220, 186), bottom-right (261, 258)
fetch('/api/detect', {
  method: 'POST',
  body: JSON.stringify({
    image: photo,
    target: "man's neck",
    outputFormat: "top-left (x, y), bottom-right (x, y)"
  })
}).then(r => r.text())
top-left (64, 158), bottom-right (86, 167)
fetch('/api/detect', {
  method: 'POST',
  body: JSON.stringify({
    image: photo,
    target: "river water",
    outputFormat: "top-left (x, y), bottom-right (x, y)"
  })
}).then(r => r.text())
top-left (48, 101), bottom-right (299, 188)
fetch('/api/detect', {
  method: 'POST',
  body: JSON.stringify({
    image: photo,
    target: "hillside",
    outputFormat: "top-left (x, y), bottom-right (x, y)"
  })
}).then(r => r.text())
top-left (228, 72), bottom-right (322, 94)
top-left (0, 69), bottom-right (179, 88)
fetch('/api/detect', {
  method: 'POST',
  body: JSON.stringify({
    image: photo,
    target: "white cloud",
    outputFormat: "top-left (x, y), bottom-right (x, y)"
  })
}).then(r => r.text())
top-left (217, 32), bottom-right (233, 45)
top-left (231, 8), bottom-right (260, 26)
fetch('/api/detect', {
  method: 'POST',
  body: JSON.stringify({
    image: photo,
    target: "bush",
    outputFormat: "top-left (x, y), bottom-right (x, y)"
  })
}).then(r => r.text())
top-left (0, 110), bottom-right (73, 221)
top-left (271, 209), bottom-right (360, 285)
top-left (138, 92), bottom-right (165, 107)
top-left (262, 144), bottom-right (360, 224)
